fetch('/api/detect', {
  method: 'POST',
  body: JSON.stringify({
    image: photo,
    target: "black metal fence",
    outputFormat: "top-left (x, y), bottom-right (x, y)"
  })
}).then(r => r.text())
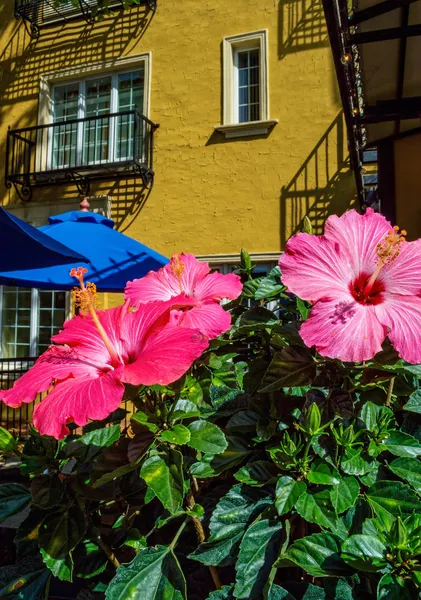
top-left (6, 110), bottom-right (158, 201)
top-left (0, 357), bottom-right (37, 439)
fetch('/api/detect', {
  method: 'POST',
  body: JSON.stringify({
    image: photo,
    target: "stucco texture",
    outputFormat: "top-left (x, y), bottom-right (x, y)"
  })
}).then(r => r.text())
top-left (0, 0), bottom-right (356, 258)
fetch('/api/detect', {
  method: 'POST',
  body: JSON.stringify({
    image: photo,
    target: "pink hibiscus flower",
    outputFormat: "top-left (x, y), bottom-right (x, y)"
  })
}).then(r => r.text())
top-left (0, 271), bottom-right (208, 439)
top-left (279, 208), bottom-right (421, 363)
top-left (125, 253), bottom-right (242, 339)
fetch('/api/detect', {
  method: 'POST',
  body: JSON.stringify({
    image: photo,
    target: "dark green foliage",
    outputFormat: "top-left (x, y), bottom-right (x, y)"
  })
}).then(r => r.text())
top-left (2, 264), bottom-right (421, 599)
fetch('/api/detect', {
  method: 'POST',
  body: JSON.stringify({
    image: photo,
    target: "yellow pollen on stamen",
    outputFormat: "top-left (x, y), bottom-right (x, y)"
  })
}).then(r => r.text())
top-left (170, 253), bottom-right (185, 292)
top-left (364, 225), bottom-right (407, 295)
top-left (70, 267), bottom-right (120, 364)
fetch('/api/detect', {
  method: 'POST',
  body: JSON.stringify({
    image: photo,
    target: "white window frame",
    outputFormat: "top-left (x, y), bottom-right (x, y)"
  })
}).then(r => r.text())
top-left (37, 53), bottom-right (151, 173)
top-left (215, 30), bottom-right (277, 139)
top-left (0, 288), bottom-right (71, 359)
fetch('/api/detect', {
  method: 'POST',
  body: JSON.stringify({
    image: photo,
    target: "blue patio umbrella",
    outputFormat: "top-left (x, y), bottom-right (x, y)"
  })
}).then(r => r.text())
top-left (0, 207), bottom-right (88, 271)
top-left (0, 211), bottom-right (169, 292)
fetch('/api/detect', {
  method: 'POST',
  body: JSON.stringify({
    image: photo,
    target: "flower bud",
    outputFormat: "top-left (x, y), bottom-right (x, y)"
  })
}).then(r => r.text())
top-left (390, 517), bottom-right (408, 548)
top-left (304, 402), bottom-right (321, 435)
top-left (240, 248), bottom-right (252, 272)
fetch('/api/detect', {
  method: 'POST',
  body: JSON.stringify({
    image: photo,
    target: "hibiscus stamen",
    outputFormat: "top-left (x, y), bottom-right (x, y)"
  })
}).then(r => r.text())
top-left (364, 226), bottom-right (407, 295)
top-left (70, 267), bottom-right (121, 365)
top-left (170, 253), bottom-right (185, 292)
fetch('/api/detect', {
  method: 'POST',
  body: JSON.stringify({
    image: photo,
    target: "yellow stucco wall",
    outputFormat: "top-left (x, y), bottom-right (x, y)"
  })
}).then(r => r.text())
top-left (0, 0), bottom-right (356, 260)
top-left (395, 133), bottom-right (421, 239)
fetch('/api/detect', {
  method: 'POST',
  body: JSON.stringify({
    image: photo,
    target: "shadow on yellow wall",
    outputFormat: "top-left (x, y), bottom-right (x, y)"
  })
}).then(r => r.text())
top-left (0, 3), bottom-right (154, 228)
top-left (278, 0), bottom-right (329, 58)
top-left (280, 111), bottom-right (357, 245)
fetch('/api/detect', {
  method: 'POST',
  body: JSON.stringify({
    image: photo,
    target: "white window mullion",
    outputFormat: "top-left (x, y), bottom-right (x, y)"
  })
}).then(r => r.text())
top-left (109, 73), bottom-right (118, 163)
top-left (30, 289), bottom-right (39, 357)
top-left (77, 81), bottom-right (85, 166)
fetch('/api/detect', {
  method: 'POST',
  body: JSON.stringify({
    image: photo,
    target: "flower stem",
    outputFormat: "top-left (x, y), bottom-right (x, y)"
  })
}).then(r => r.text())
top-left (98, 537), bottom-right (120, 569)
top-left (187, 490), bottom-right (222, 590)
top-left (169, 517), bottom-right (189, 551)
top-left (386, 376), bottom-right (396, 407)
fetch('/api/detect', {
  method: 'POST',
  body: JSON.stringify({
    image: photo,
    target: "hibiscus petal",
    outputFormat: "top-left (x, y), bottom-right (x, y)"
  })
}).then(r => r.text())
top-left (52, 305), bottom-right (126, 364)
top-left (33, 370), bottom-right (124, 439)
top-left (0, 346), bottom-right (100, 408)
top-left (375, 294), bottom-right (421, 364)
top-left (300, 297), bottom-right (387, 362)
top-left (279, 233), bottom-right (350, 303)
top-left (125, 254), bottom-right (210, 304)
top-left (324, 208), bottom-right (391, 277)
top-left (193, 271), bottom-right (242, 302)
top-left (122, 325), bottom-right (208, 386)
top-left (381, 239), bottom-right (421, 296)
top-left (179, 303), bottom-right (232, 338)
top-left (119, 297), bottom-right (193, 360)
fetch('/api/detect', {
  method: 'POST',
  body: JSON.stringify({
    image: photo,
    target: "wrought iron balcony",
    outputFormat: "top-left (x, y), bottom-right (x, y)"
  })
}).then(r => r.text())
top-left (14, 0), bottom-right (157, 38)
top-left (6, 110), bottom-right (159, 202)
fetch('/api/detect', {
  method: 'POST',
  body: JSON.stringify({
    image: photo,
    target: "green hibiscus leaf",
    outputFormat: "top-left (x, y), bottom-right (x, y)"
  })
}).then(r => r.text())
top-left (266, 584), bottom-right (296, 599)
top-left (259, 347), bottom-right (316, 393)
top-left (360, 402), bottom-right (394, 432)
top-left (235, 460), bottom-right (279, 487)
top-left (79, 423), bottom-right (121, 447)
top-left (389, 457), bottom-right (421, 493)
top-left (377, 572), bottom-right (414, 600)
top-left (189, 484), bottom-right (273, 567)
top-left (275, 476), bottom-right (306, 516)
top-left (206, 585), bottom-right (234, 599)
top-left (0, 483), bottom-right (31, 524)
top-left (0, 426), bottom-right (18, 453)
top-left (39, 506), bottom-right (87, 560)
top-left (31, 476), bottom-right (65, 509)
top-left (0, 566), bottom-right (50, 599)
top-left (190, 436), bottom-right (251, 478)
top-left (131, 411), bottom-right (159, 433)
top-left (295, 490), bottom-right (337, 530)
top-left (307, 460), bottom-right (341, 486)
top-left (106, 545), bottom-right (186, 600)
top-left (74, 540), bottom-right (108, 579)
top-left (382, 430), bottom-right (421, 458)
top-left (330, 477), bottom-right (359, 514)
top-left (366, 480), bottom-right (421, 522)
top-left (341, 534), bottom-right (387, 572)
top-left (160, 424), bottom-right (191, 445)
top-left (140, 450), bottom-right (184, 515)
top-left (40, 551), bottom-right (73, 582)
top-left (280, 532), bottom-right (349, 577)
top-left (404, 389), bottom-right (421, 414)
top-left (187, 420), bottom-right (227, 454)
top-left (341, 448), bottom-right (378, 476)
top-left (170, 399), bottom-right (201, 422)
top-left (234, 520), bottom-right (283, 599)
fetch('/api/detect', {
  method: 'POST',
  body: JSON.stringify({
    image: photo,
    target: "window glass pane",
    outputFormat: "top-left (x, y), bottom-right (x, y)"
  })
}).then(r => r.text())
top-left (84, 77), bottom-right (112, 165)
top-left (117, 70), bottom-right (145, 161)
top-left (237, 49), bottom-right (260, 124)
top-left (38, 291), bottom-right (67, 350)
top-left (1, 288), bottom-right (32, 358)
top-left (52, 83), bottom-right (79, 170)
top-left (1, 288), bottom-right (67, 359)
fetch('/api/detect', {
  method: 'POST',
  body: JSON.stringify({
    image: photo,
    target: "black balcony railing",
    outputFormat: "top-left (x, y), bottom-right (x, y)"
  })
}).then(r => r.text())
top-left (6, 110), bottom-right (159, 202)
top-left (14, 0), bottom-right (157, 38)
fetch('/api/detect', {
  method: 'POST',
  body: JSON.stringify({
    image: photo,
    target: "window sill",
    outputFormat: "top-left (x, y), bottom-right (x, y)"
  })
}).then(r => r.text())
top-left (214, 119), bottom-right (278, 139)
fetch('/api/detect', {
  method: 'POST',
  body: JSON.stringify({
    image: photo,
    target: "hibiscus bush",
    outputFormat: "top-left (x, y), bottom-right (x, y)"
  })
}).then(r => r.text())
top-left (1, 210), bottom-right (421, 600)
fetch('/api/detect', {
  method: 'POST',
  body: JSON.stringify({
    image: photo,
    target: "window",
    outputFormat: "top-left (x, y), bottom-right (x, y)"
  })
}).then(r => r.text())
top-left (216, 30), bottom-right (277, 138)
top-left (236, 48), bottom-right (260, 123)
top-left (50, 68), bottom-right (145, 169)
top-left (0, 287), bottom-right (69, 358)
